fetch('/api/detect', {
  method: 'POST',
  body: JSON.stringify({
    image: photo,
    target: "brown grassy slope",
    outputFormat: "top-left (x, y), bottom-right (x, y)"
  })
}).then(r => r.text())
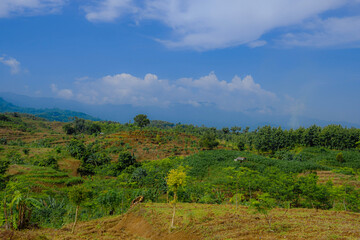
top-left (316, 171), bottom-right (360, 188)
top-left (1, 115), bottom-right (207, 176)
top-left (2, 203), bottom-right (359, 240)
top-left (102, 130), bottom-right (203, 161)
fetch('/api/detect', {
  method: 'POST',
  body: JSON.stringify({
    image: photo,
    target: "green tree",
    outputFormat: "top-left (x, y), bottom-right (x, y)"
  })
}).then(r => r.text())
top-left (231, 126), bottom-right (241, 134)
top-left (68, 185), bottom-right (91, 233)
top-left (237, 139), bottom-right (245, 151)
top-left (303, 125), bottom-right (321, 147)
top-left (199, 132), bottom-right (219, 150)
top-left (250, 193), bottom-right (276, 231)
top-left (0, 158), bottom-right (10, 190)
top-left (225, 167), bottom-right (259, 200)
top-left (133, 114), bottom-right (150, 128)
top-left (3, 189), bottom-right (41, 230)
top-left (166, 166), bottom-right (187, 228)
top-left (116, 151), bottom-right (136, 172)
top-left (222, 127), bottom-right (230, 134)
top-left (63, 123), bottom-right (75, 135)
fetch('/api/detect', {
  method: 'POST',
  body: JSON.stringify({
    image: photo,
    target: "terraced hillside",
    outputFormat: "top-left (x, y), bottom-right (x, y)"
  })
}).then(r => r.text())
top-left (1, 112), bottom-right (360, 239)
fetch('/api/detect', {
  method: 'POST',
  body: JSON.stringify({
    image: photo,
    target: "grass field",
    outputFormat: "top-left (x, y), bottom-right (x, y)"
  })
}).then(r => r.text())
top-left (1, 202), bottom-right (359, 240)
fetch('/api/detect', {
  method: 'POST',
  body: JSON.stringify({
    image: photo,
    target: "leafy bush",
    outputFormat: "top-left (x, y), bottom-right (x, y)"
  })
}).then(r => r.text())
top-left (32, 197), bottom-right (67, 228)
top-left (37, 156), bottom-right (59, 170)
top-left (0, 137), bottom-right (7, 145)
top-left (332, 167), bottom-right (356, 175)
top-left (336, 152), bottom-right (345, 163)
top-left (199, 132), bottom-right (219, 150)
top-left (65, 177), bottom-right (84, 186)
top-left (6, 150), bottom-right (24, 164)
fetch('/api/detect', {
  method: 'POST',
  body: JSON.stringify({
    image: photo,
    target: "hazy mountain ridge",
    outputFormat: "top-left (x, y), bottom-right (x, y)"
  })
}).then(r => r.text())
top-left (0, 92), bottom-right (359, 128)
top-left (0, 97), bottom-right (101, 122)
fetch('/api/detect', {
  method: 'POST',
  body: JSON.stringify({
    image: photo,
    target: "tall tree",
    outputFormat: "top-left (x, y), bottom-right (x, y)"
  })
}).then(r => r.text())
top-left (133, 114), bottom-right (150, 128)
top-left (166, 166), bottom-right (187, 228)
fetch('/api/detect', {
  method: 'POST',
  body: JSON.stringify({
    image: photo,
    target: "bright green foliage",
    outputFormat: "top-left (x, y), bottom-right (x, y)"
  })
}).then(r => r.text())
top-left (329, 185), bottom-right (348, 210)
top-left (97, 190), bottom-right (124, 215)
top-left (250, 193), bottom-right (276, 215)
top-left (167, 166), bottom-right (187, 198)
top-left (298, 174), bottom-right (331, 210)
top-left (67, 138), bottom-right (86, 159)
top-left (68, 185), bottom-right (91, 206)
top-left (3, 189), bottom-right (41, 230)
top-left (36, 155), bottom-right (59, 169)
top-left (225, 167), bottom-right (259, 200)
top-left (250, 193), bottom-right (277, 230)
top-left (32, 197), bottom-right (67, 228)
top-left (166, 166), bottom-right (187, 228)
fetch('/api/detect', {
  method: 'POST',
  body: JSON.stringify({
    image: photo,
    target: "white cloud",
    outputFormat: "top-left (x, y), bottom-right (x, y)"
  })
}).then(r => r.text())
top-left (51, 83), bottom-right (73, 99)
top-left (82, 0), bottom-right (360, 49)
top-left (0, 55), bottom-right (21, 74)
top-left (84, 0), bottom-right (136, 22)
top-left (248, 40), bottom-right (267, 48)
top-left (67, 72), bottom-right (279, 113)
top-left (82, 0), bottom-right (354, 50)
top-left (0, 0), bottom-right (65, 18)
top-left (279, 16), bottom-right (360, 47)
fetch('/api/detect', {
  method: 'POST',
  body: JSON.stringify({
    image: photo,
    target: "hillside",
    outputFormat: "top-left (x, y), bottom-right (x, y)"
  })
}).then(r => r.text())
top-left (0, 113), bottom-right (359, 239)
top-left (0, 97), bottom-right (100, 122)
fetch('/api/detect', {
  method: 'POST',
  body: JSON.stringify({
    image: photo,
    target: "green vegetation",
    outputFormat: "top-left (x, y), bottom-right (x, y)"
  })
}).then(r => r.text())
top-left (0, 112), bottom-right (359, 239)
top-left (133, 114), bottom-right (150, 128)
top-left (166, 166), bottom-right (187, 228)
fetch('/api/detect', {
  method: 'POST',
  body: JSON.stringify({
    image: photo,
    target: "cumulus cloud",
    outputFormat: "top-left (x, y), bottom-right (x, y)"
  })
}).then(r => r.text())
top-left (65, 72), bottom-right (278, 113)
top-left (81, 0), bottom-right (359, 50)
top-left (0, 0), bottom-right (65, 18)
top-left (51, 84), bottom-right (73, 99)
top-left (0, 55), bottom-right (21, 74)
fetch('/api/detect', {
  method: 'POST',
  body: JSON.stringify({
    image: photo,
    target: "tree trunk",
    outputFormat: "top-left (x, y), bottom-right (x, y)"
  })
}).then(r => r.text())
top-left (267, 216), bottom-right (273, 231)
top-left (72, 205), bottom-right (80, 233)
top-left (248, 182), bottom-right (252, 200)
top-left (235, 195), bottom-right (238, 211)
top-left (170, 192), bottom-right (177, 228)
top-left (3, 199), bottom-right (9, 230)
top-left (171, 202), bottom-right (176, 228)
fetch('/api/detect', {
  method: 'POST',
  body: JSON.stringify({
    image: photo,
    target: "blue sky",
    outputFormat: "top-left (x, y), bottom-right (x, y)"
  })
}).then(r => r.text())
top-left (0, 0), bottom-right (360, 126)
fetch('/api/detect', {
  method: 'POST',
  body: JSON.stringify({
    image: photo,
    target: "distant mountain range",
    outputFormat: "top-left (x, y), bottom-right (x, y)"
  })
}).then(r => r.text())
top-left (0, 92), bottom-right (359, 129)
top-left (0, 97), bottom-right (100, 122)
